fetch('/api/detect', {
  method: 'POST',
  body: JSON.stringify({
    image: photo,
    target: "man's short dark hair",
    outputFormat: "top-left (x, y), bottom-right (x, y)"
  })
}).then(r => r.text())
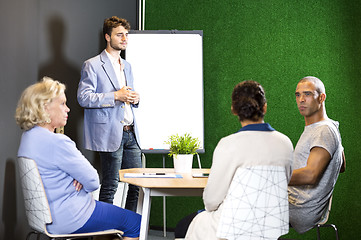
top-left (298, 76), bottom-right (326, 95)
top-left (103, 16), bottom-right (130, 39)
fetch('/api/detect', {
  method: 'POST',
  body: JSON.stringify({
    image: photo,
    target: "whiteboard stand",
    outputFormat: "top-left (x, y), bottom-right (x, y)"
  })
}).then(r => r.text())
top-left (138, 0), bottom-right (145, 31)
top-left (163, 154), bottom-right (167, 237)
top-left (196, 154), bottom-right (202, 169)
top-left (160, 154), bottom-right (202, 237)
top-left (141, 153), bottom-right (146, 167)
top-left (140, 153), bottom-right (167, 237)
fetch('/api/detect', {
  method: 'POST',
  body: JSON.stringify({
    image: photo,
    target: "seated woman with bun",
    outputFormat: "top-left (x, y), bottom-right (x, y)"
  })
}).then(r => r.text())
top-left (15, 77), bottom-right (140, 240)
top-left (184, 80), bottom-right (293, 240)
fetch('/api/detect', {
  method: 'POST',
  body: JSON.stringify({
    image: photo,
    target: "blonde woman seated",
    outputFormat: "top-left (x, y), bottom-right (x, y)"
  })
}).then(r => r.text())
top-left (15, 77), bottom-right (140, 240)
top-left (185, 81), bottom-right (293, 240)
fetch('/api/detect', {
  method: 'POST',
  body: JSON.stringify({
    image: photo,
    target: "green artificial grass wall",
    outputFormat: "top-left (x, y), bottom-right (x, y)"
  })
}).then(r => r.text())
top-left (142, 0), bottom-right (361, 239)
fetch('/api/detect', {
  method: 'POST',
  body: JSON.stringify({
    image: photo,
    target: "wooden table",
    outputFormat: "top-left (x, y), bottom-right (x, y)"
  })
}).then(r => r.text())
top-left (119, 168), bottom-right (210, 240)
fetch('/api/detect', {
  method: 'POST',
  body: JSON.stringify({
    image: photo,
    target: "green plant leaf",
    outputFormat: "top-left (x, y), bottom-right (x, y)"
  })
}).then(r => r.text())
top-left (164, 133), bottom-right (200, 157)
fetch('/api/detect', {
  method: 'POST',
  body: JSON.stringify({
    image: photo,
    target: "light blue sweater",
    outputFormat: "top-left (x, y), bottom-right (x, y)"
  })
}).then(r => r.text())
top-left (18, 126), bottom-right (99, 234)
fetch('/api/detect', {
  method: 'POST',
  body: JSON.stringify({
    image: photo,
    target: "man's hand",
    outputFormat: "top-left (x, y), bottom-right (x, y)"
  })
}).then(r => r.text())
top-left (73, 180), bottom-right (83, 191)
top-left (114, 86), bottom-right (140, 104)
top-left (131, 91), bottom-right (140, 105)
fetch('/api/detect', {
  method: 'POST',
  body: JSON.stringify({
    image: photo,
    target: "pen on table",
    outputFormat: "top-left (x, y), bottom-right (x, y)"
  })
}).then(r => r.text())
top-left (143, 173), bottom-right (166, 175)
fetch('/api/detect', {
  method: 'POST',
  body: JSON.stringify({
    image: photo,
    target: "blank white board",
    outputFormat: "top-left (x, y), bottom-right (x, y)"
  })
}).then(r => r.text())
top-left (126, 30), bottom-right (204, 153)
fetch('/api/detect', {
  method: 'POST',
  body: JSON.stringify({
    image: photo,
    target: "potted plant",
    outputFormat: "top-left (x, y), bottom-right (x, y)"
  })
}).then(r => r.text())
top-left (165, 133), bottom-right (201, 173)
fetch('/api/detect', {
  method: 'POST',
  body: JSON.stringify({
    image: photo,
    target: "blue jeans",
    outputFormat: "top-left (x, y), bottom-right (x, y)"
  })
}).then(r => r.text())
top-left (98, 130), bottom-right (142, 212)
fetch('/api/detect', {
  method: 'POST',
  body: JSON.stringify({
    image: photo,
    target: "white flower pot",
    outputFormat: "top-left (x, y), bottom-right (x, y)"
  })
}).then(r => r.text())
top-left (173, 154), bottom-right (194, 173)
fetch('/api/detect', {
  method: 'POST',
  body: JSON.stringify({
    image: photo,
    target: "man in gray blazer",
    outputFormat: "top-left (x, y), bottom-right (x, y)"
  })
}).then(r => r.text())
top-left (77, 16), bottom-right (141, 212)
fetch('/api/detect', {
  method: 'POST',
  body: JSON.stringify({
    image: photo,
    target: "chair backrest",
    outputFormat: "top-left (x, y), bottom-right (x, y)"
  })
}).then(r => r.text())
top-left (317, 195), bottom-right (333, 225)
top-left (18, 157), bottom-right (52, 233)
top-left (217, 165), bottom-right (289, 240)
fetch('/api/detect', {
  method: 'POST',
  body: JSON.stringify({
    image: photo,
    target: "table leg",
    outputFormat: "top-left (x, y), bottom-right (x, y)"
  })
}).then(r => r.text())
top-left (139, 187), bottom-right (151, 240)
top-left (163, 196), bottom-right (166, 237)
top-left (136, 187), bottom-right (144, 214)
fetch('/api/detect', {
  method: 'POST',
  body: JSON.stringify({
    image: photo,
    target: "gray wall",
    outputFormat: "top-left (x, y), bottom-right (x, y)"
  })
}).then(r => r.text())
top-left (0, 1), bottom-right (137, 239)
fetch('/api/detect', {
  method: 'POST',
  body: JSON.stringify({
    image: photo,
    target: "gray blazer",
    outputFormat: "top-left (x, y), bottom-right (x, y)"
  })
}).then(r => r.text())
top-left (77, 50), bottom-right (140, 152)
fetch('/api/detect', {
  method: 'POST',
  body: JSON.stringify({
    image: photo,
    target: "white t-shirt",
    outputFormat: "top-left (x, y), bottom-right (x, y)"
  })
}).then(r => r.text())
top-left (288, 119), bottom-right (344, 233)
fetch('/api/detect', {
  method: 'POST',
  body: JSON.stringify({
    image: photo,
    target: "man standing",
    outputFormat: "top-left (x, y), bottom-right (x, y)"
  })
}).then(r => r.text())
top-left (288, 76), bottom-right (346, 233)
top-left (77, 16), bottom-right (141, 212)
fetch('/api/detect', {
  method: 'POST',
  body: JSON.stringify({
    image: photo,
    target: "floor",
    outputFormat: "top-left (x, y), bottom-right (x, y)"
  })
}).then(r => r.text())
top-left (148, 229), bottom-right (175, 240)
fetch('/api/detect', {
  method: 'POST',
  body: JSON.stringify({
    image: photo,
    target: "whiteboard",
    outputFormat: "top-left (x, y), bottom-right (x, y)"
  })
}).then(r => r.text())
top-left (126, 30), bottom-right (204, 153)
